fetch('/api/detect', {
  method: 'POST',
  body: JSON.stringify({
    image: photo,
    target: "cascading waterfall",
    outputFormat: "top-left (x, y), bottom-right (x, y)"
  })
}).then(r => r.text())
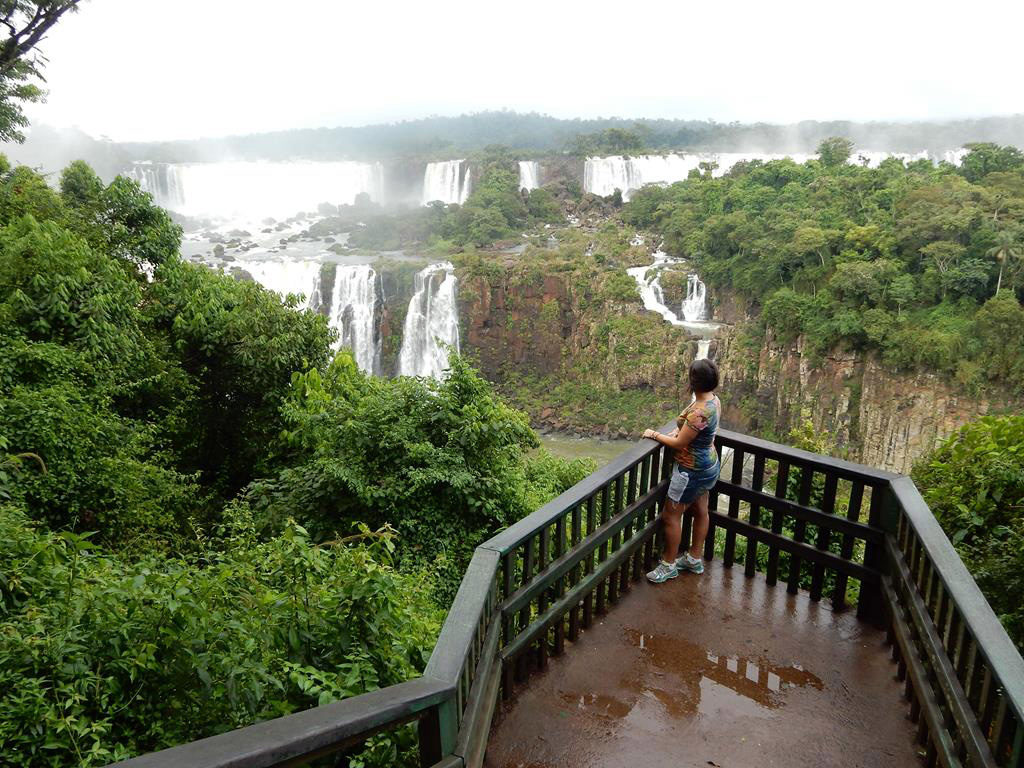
top-left (398, 262), bottom-right (460, 378)
top-left (696, 339), bottom-right (711, 360)
top-left (329, 265), bottom-right (379, 374)
top-left (626, 250), bottom-right (687, 326)
top-left (422, 161), bottom-right (471, 205)
top-left (518, 161), bottom-right (540, 191)
top-left (129, 160), bottom-right (384, 219)
top-left (681, 274), bottom-right (707, 322)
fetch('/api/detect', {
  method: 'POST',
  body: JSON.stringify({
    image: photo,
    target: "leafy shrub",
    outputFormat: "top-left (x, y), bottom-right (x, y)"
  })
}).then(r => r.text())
top-left (913, 415), bottom-right (1024, 649)
top-left (0, 504), bottom-right (440, 766)
top-left (244, 352), bottom-right (588, 599)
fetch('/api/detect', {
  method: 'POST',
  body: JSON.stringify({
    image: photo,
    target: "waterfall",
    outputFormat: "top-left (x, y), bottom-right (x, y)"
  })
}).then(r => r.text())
top-left (131, 163), bottom-right (185, 208)
top-left (128, 160), bottom-right (384, 219)
top-left (329, 265), bottom-right (379, 374)
top-left (422, 160), bottom-right (471, 205)
top-left (681, 274), bottom-right (707, 322)
top-left (307, 268), bottom-right (330, 315)
top-left (518, 161), bottom-right (540, 192)
top-left (626, 250), bottom-right (687, 326)
top-left (398, 262), bottom-right (460, 378)
top-left (696, 339), bottom-right (711, 360)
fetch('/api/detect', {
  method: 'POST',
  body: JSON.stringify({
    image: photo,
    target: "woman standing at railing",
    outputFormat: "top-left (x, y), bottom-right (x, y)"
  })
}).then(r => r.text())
top-left (642, 358), bottom-right (722, 583)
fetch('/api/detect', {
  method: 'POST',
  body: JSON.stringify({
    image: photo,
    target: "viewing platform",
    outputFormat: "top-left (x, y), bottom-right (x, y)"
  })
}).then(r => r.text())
top-left (113, 427), bottom-right (1024, 768)
top-left (485, 559), bottom-right (917, 767)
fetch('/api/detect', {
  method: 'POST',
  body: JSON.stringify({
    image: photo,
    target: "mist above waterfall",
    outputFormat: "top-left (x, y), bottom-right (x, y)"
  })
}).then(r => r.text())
top-left (131, 160), bottom-right (384, 221)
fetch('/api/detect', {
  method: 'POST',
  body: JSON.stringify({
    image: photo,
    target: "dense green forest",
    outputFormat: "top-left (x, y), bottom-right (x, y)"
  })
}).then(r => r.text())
top-left (626, 139), bottom-right (1024, 392)
top-left (0, 157), bottom-right (591, 765)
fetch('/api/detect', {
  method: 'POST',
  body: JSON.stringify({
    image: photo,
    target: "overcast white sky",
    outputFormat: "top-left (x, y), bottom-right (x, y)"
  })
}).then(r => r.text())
top-left (27, 0), bottom-right (1024, 142)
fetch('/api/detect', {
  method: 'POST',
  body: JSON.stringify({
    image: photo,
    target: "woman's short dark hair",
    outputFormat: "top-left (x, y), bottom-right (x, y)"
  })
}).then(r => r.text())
top-left (689, 358), bottom-right (719, 393)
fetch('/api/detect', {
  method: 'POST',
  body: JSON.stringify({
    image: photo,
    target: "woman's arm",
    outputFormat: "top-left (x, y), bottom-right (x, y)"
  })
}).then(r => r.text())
top-left (643, 423), bottom-right (698, 450)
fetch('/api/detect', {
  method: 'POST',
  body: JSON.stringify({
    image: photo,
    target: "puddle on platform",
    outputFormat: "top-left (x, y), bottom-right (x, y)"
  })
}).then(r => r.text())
top-left (556, 628), bottom-right (823, 728)
top-left (558, 691), bottom-right (632, 719)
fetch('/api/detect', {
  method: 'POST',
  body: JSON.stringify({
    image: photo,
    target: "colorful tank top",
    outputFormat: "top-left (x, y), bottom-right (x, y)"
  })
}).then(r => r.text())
top-left (675, 395), bottom-right (721, 470)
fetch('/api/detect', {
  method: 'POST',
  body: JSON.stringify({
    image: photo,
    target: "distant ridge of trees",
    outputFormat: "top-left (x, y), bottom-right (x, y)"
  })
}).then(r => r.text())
top-left (9, 111), bottom-right (1024, 174)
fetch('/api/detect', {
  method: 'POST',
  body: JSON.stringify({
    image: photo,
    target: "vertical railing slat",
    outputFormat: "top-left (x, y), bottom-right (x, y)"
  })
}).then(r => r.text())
top-left (723, 448), bottom-right (744, 567)
top-left (766, 460), bottom-right (790, 586)
top-left (809, 472), bottom-right (838, 602)
top-left (744, 453), bottom-right (766, 578)
top-left (786, 464), bottom-right (814, 595)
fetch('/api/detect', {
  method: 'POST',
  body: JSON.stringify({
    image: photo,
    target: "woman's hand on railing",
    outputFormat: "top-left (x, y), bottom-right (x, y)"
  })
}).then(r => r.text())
top-left (643, 429), bottom-right (659, 440)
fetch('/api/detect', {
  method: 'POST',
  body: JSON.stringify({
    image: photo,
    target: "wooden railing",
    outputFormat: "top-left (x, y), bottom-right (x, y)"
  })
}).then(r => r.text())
top-left (108, 426), bottom-right (1024, 768)
top-left (884, 478), bottom-right (1024, 768)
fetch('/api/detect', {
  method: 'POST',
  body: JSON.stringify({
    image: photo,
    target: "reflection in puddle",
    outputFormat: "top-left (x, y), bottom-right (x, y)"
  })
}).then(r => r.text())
top-left (557, 629), bottom-right (823, 727)
top-left (559, 691), bottom-right (632, 719)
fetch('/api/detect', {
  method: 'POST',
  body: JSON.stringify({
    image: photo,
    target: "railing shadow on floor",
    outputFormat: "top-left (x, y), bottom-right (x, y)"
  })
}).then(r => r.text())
top-left (109, 425), bottom-right (1024, 768)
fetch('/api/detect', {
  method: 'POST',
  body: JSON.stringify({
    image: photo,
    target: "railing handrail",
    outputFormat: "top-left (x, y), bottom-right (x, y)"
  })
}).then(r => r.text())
top-left (717, 428), bottom-right (899, 484)
top-left (110, 677), bottom-right (451, 768)
top-left (889, 475), bottom-right (1024, 720)
top-left (481, 421), bottom-right (674, 554)
top-left (423, 548), bottom-right (499, 684)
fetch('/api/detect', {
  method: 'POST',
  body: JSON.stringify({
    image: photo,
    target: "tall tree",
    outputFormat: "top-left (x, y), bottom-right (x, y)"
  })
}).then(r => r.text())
top-left (986, 228), bottom-right (1023, 294)
top-left (0, 0), bottom-right (82, 142)
top-left (817, 136), bottom-right (854, 168)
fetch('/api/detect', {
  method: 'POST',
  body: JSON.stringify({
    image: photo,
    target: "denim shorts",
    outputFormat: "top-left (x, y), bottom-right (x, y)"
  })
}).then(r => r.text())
top-left (668, 461), bottom-right (720, 505)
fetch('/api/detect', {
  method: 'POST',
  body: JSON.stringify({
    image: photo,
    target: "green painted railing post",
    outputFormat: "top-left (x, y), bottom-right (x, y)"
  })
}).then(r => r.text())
top-left (417, 691), bottom-right (459, 766)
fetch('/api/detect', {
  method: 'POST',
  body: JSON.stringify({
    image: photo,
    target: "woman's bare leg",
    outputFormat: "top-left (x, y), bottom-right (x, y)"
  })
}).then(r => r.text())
top-left (661, 499), bottom-right (688, 562)
top-left (688, 492), bottom-right (710, 559)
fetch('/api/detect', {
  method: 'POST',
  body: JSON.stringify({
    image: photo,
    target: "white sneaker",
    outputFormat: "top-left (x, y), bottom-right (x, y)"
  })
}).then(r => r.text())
top-left (646, 561), bottom-right (679, 583)
top-left (674, 553), bottom-right (705, 574)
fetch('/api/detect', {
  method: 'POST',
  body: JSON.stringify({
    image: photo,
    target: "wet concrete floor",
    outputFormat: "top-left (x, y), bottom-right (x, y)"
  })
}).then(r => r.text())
top-left (485, 561), bottom-right (919, 768)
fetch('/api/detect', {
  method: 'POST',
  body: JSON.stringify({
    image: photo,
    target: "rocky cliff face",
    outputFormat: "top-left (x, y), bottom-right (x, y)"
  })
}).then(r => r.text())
top-left (459, 266), bottom-right (1020, 473)
top-left (717, 326), bottom-right (1022, 474)
top-left (458, 266), bottom-right (708, 436)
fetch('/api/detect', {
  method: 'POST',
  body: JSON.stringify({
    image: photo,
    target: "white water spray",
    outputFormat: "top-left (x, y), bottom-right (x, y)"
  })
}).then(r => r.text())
top-left (242, 258), bottom-right (322, 305)
top-left (398, 262), bottom-right (460, 378)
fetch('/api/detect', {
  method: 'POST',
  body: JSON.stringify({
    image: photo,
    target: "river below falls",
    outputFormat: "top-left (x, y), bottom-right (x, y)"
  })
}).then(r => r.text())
top-left (536, 432), bottom-right (636, 467)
